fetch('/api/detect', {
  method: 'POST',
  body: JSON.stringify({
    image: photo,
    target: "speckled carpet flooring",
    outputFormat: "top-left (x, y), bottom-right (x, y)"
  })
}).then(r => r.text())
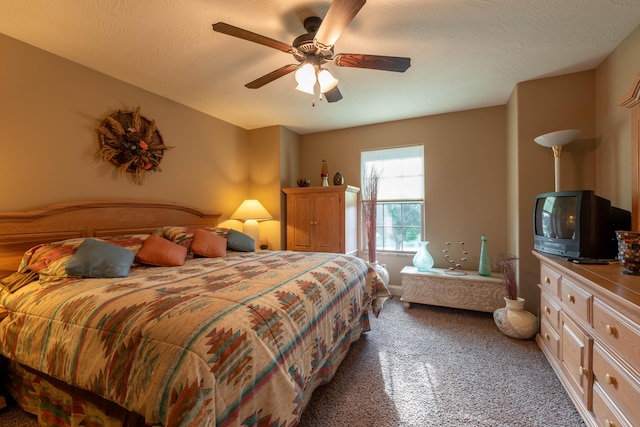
top-left (1, 298), bottom-right (584, 427)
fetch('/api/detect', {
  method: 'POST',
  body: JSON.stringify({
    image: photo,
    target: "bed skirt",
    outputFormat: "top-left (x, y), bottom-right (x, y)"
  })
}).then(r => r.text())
top-left (5, 359), bottom-right (149, 427)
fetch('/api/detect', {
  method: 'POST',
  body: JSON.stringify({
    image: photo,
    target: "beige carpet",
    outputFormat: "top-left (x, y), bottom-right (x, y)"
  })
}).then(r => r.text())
top-left (0, 298), bottom-right (585, 427)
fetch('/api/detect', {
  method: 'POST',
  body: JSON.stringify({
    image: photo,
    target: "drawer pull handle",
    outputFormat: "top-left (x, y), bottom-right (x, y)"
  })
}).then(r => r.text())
top-left (605, 324), bottom-right (617, 337)
top-left (605, 419), bottom-right (614, 427)
top-left (545, 277), bottom-right (551, 284)
top-left (578, 366), bottom-right (587, 376)
top-left (605, 373), bottom-right (617, 386)
top-left (544, 333), bottom-right (550, 341)
top-left (567, 294), bottom-right (575, 303)
top-left (544, 305), bottom-right (551, 314)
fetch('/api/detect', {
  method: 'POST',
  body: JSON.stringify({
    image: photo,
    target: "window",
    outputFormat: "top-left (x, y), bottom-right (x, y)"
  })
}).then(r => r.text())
top-left (361, 146), bottom-right (424, 253)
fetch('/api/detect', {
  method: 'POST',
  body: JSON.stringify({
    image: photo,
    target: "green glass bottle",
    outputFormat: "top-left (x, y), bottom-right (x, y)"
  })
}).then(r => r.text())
top-left (478, 234), bottom-right (491, 277)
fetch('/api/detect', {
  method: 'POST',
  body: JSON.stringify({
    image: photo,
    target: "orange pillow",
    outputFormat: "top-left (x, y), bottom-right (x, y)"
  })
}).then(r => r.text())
top-left (135, 235), bottom-right (187, 267)
top-left (191, 228), bottom-right (227, 258)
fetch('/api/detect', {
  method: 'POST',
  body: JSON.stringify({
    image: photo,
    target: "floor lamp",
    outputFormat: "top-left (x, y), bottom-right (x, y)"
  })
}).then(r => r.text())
top-left (230, 200), bottom-right (273, 249)
top-left (534, 129), bottom-right (580, 192)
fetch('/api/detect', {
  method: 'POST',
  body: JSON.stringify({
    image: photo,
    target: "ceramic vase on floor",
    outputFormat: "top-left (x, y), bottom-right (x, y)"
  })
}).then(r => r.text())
top-left (493, 297), bottom-right (537, 339)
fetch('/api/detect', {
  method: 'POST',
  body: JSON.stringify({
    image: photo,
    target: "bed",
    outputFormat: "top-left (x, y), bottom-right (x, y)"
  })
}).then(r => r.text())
top-left (0, 200), bottom-right (390, 427)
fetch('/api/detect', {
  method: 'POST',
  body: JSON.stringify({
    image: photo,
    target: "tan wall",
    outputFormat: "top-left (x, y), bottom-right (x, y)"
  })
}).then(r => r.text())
top-left (0, 34), bottom-right (251, 221)
top-left (299, 107), bottom-right (508, 290)
top-left (512, 71), bottom-right (597, 311)
top-left (595, 24), bottom-right (640, 210)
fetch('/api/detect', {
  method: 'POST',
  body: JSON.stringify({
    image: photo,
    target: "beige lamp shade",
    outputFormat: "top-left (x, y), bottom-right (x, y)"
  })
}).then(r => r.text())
top-left (230, 200), bottom-right (273, 249)
top-left (230, 200), bottom-right (273, 221)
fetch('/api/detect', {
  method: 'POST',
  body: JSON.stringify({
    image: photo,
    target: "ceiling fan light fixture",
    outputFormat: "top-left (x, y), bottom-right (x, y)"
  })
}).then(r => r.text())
top-left (295, 63), bottom-right (316, 87)
top-left (317, 68), bottom-right (338, 93)
top-left (295, 83), bottom-right (316, 95)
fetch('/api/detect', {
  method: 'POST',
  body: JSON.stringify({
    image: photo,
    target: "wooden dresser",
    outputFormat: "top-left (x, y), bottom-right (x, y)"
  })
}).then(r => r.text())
top-left (534, 251), bottom-right (640, 427)
top-left (283, 185), bottom-right (359, 255)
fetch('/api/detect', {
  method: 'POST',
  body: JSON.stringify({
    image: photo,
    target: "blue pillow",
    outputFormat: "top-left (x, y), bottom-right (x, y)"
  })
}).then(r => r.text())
top-left (65, 238), bottom-right (135, 278)
top-left (227, 229), bottom-right (255, 252)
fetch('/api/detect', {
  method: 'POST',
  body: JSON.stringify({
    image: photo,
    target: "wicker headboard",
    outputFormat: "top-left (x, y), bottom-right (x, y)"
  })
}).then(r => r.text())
top-left (0, 200), bottom-right (221, 273)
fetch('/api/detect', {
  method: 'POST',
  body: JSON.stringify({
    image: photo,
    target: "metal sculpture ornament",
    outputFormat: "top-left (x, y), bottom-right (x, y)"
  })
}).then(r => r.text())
top-left (97, 106), bottom-right (173, 184)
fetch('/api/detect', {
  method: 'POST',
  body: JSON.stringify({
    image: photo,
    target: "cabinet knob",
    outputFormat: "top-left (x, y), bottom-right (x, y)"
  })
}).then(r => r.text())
top-left (605, 324), bottom-right (617, 337)
top-left (605, 373), bottom-right (617, 386)
top-left (544, 333), bottom-right (550, 341)
top-left (578, 366), bottom-right (587, 376)
top-left (544, 305), bottom-right (551, 314)
top-left (567, 294), bottom-right (575, 303)
top-left (545, 277), bottom-right (551, 284)
top-left (605, 419), bottom-right (614, 427)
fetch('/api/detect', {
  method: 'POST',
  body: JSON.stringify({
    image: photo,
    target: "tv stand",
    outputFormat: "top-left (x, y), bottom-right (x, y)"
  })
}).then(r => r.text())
top-left (533, 251), bottom-right (640, 427)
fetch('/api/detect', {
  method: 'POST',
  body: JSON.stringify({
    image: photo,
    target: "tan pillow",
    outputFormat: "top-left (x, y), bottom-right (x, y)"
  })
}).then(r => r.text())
top-left (135, 235), bottom-right (187, 267)
top-left (191, 228), bottom-right (227, 258)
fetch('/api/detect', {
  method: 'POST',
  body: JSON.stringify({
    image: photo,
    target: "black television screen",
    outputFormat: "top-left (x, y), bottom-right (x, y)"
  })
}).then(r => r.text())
top-left (535, 195), bottom-right (576, 240)
top-left (533, 190), bottom-right (630, 259)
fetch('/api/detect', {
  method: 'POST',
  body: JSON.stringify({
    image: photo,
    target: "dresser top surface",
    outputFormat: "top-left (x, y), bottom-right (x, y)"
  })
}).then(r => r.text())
top-left (534, 251), bottom-right (640, 308)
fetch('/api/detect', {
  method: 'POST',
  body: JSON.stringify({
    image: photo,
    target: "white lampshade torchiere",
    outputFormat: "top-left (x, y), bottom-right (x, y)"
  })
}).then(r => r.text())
top-left (534, 129), bottom-right (580, 192)
top-left (230, 199), bottom-right (273, 248)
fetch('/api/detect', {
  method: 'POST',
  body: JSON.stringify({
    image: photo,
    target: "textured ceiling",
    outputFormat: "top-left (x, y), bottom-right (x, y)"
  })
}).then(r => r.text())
top-left (1, 0), bottom-right (640, 134)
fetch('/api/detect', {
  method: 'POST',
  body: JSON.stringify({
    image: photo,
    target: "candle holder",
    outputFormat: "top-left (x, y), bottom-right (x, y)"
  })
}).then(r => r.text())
top-left (443, 241), bottom-right (468, 275)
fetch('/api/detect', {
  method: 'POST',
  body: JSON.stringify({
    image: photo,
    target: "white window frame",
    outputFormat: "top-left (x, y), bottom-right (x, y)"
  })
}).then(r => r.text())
top-left (361, 145), bottom-right (425, 254)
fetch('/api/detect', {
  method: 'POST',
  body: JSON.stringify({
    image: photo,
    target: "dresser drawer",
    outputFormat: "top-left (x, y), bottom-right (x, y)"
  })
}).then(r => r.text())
top-left (593, 299), bottom-right (640, 371)
top-left (592, 343), bottom-right (640, 426)
top-left (540, 290), bottom-right (561, 331)
top-left (593, 382), bottom-right (634, 427)
top-left (539, 317), bottom-right (560, 359)
top-left (540, 263), bottom-right (561, 297)
top-left (560, 276), bottom-right (593, 325)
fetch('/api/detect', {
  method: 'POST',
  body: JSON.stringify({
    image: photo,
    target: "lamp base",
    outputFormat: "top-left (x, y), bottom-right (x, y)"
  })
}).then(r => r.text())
top-left (242, 220), bottom-right (259, 250)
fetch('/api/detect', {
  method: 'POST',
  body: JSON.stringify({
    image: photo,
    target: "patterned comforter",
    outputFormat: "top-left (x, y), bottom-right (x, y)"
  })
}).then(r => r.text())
top-left (0, 250), bottom-right (390, 426)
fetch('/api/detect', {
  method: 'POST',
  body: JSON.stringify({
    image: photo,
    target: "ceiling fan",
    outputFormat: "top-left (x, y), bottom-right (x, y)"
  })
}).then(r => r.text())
top-left (212, 0), bottom-right (411, 103)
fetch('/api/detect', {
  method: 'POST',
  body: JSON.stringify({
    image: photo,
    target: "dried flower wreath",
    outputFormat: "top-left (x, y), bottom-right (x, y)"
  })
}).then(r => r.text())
top-left (97, 106), bottom-right (173, 185)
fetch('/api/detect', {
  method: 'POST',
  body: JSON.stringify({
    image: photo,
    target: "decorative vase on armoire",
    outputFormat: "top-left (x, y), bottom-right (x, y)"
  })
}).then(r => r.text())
top-left (413, 241), bottom-right (435, 272)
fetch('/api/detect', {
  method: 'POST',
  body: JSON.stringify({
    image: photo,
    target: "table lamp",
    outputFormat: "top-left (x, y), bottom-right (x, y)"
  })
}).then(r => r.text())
top-left (534, 129), bottom-right (580, 192)
top-left (230, 200), bottom-right (273, 248)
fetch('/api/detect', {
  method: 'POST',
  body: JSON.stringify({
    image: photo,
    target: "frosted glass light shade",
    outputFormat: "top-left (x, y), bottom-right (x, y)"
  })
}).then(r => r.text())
top-left (317, 69), bottom-right (338, 93)
top-left (534, 129), bottom-right (580, 147)
top-left (295, 64), bottom-right (316, 86)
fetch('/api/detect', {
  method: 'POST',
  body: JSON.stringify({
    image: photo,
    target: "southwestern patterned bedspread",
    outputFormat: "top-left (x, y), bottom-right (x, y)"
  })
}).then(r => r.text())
top-left (0, 250), bottom-right (390, 426)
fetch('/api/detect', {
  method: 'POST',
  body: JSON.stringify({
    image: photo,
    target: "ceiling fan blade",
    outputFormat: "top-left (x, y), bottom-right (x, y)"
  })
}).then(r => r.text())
top-left (324, 86), bottom-right (343, 103)
top-left (333, 53), bottom-right (411, 72)
top-left (213, 22), bottom-right (295, 54)
top-left (245, 64), bottom-right (298, 89)
top-left (314, 0), bottom-right (366, 49)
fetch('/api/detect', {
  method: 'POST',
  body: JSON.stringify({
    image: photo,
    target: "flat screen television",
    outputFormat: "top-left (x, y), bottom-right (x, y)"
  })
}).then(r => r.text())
top-left (533, 190), bottom-right (631, 259)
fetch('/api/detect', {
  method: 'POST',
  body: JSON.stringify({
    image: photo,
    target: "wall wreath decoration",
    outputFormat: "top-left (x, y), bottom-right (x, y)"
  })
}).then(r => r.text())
top-left (97, 106), bottom-right (173, 185)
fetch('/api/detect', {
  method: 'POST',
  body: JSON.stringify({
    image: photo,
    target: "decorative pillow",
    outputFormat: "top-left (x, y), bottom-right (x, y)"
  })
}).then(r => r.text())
top-left (65, 239), bottom-right (135, 278)
top-left (135, 235), bottom-right (187, 267)
top-left (18, 235), bottom-right (150, 280)
top-left (19, 237), bottom-right (87, 275)
top-left (153, 226), bottom-right (229, 256)
top-left (227, 229), bottom-right (255, 252)
top-left (191, 228), bottom-right (227, 258)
